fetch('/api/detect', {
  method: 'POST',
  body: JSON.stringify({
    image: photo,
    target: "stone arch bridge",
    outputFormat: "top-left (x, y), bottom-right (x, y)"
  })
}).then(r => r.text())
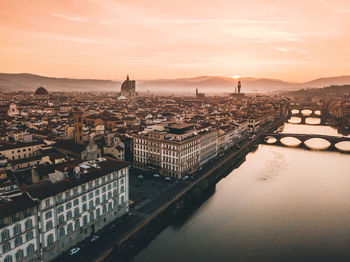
top-left (262, 133), bottom-right (350, 153)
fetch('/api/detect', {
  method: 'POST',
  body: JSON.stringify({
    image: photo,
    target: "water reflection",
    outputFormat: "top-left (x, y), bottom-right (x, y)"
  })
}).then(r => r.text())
top-left (133, 145), bottom-right (350, 262)
top-left (288, 117), bottom-right (301, 124)
top-left (305, 117), bottom-right (321, 125)
top-left (291, 109), bottom-right (300, 114)
top-left (314, 110), bottom-right (321, 115)
top-left (265, 137), bottom-right (277, 144)
top-left (301, 109), bottom-right (312, 116)
top-left (304, 138), bottom-right (330, 150)
top-left (335, 141), bottom-right (350, 152)
top-left (280, 137), bottom-right (301, 147)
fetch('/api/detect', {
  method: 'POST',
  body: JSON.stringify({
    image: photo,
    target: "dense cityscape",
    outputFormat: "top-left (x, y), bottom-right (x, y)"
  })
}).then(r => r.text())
top-left (1, 0), bottom-right (350, 261)
top-left (0, 76), bottom-right (349, 261)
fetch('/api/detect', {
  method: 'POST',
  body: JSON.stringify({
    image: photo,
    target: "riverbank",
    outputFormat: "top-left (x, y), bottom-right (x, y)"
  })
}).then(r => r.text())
top-left (55, 117), bottom-right (286, 262)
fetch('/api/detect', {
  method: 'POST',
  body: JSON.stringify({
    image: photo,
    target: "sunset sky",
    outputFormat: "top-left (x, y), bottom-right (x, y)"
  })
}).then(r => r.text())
top-left (0, 0), bottom-right (349, 81)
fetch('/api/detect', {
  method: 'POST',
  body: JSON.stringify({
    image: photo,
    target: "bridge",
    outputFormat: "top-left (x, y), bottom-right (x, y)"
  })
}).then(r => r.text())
top-left (287, 102), bottom-right (326, 125)
top-left (262, 132), bottom-right (350, 152)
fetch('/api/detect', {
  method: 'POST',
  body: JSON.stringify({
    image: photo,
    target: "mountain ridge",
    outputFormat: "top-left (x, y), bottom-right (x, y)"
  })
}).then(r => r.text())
top-left (0, 73), bottom-right (350, 93)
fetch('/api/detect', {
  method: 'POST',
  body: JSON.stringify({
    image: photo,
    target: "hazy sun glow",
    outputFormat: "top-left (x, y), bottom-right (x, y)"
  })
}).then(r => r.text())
top-left (232, 75), bottom-right (240, 79)
top-left (0, 0), bottom-right (349, 81)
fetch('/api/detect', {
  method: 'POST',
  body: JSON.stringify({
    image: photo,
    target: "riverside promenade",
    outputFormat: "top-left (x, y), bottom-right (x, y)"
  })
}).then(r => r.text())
top-left (55, 117), bottom-right (286, 262)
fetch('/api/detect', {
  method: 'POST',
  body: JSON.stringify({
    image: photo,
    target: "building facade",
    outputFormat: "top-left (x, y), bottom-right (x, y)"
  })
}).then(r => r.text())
top-left (0, 158), bottom-right (129, 262)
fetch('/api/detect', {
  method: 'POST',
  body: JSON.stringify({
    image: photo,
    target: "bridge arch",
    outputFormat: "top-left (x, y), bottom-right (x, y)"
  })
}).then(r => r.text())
top-left (335, 141), bottom-right (350, 152)
top-left (304, 138), bottom-right (331, 150)
top-left (280, 137), bottom-right (302, 147)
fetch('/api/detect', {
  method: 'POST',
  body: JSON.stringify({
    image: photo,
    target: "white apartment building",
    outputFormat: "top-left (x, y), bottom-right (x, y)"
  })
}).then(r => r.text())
top-left (0, 157), bottom-right (129, 262)
top-left (133, 123), bottom-right (217, 179)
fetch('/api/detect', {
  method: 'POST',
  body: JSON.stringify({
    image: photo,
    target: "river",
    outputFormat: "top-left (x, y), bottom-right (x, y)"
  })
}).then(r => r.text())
top-left (132, 120), bottom-right (350, 262)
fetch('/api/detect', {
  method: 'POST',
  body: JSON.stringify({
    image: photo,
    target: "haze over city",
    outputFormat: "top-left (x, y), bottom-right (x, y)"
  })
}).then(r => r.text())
top-left (1, 1), bottom-right (350, 262)
top-left (1, 0), bottom-right (350, 81)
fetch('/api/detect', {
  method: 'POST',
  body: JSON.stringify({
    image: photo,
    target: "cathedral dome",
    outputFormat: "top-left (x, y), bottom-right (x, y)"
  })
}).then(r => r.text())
top-left (120, 75), bottom-right (136, 97)
top-left (34, 86), bottom-right (49, 96)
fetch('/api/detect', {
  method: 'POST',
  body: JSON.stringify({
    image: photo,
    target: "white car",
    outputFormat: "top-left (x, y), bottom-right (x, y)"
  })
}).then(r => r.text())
top-left (153, 174), bottom-right (160, 178)
top-left (90, 235), bottom-right (99, 242)
top-left (69, 247), bottom-right (80, 255)
top-left (182, 176), bottom-right (189, 180)
top-left (137, 175), bottom-right (144, 179)
top-left (164, 177), bottom-right (171, 181)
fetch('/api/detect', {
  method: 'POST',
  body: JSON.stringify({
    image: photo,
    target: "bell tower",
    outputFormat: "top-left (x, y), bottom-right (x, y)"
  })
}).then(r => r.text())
top-left (74, 109), bottom-right (84, 145)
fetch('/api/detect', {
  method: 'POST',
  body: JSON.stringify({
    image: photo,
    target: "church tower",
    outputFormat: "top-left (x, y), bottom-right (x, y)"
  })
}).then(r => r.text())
top-left (237, 81), bottom-right (241, 94)
top-left (74, 109), bottom-right (84, 145)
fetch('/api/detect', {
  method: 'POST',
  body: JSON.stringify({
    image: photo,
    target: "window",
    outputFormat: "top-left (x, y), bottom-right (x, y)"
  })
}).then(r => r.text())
top-left (107, 184), bottom-right (111, 190)
top-left (102, 194), bottom-right (107, 203)
top-left (103, 205), bottom-right (107, 214)
top-left (102, 186), bottom-right (106, 193)
top-left (120, 186), bottom-right (125, 193)
top-left (14, 236), bottom-right (22, 247)
top-left (74, 208), bottom-right (79, 217)
top-left (59, 228), bottom-right (65, 238)
top-left (4, 255), bottom-right (12, 262)
top-left (58, 215), bottom-right (64, 225)
top-left (95, 189), bottom-right (100, 196)
top-left (26, 231), bottom-right (34, 241)
top-left (73, 199), bottom-right (79, 206)
top-left (66, 211), bottom-right (72, 220)
top-left (65, 191), bottom-right (71, 199)
top-left (27, 243), bottom-right (35, 255)
top-left (95, 197), bottom-right (100, 206)
top-left (121, 196), bottom-right (125, 203)
top-left (89, 212), bottom-right (94, 222)
top-left (108, 202), bottom-right (112, 211)
top-left (25, 219), bottom-right (33, 230)
top-left (73, 188), bottom-right (78, 196)
top-left (89, 200), bottom-right (94, 209)
top-left (88, 182), bottom-right (93, 190)
top-left (47, 234), bottom-right (54, 246)
top-left (66, 202), bottom-right (72, 210)
top-left (67, 223), bottom-right (73, 234)
top-left (15, 249), bottom-right (24, 260)
top-left (1, 229), bottom-right (10, 241)
top-left (46, 221), bottom-right (53, 231)
top-left (75, 220), bottom-right (80, 230)
top-left (2, 241), bottom-right (11, 253)
top-left (45, 199), bottom-right (50, 207)
top-left (83, 216), bottom-right (88, 226)
top-left (82, 195), bottom-right (87, 202)
top-left (88, 192), bottom-right (93, 200)
top-left (108, 192), bottom-right (112, 199)
top-left (45, 211), bottom-right (52, 220)
top-left (82, 203), bottom-right (87, 211)
top-left (57, 206), bottom-right (64, 214)
top-left (13, 224), bottom-right (21, 235)
top-left (96, 208), bottom-right (101, 218)
top-left (57, 194), bottom-right (63, 202)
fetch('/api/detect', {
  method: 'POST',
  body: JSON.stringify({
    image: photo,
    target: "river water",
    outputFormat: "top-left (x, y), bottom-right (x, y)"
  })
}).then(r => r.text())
top-left (132, 121), bottom-right (350, 262)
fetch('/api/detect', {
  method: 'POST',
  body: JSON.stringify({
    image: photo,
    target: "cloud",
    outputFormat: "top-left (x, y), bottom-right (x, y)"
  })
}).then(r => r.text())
top-left (274, 47), bottom-right (289, 52)
top-left (52, 13), bottom-right (88, 23)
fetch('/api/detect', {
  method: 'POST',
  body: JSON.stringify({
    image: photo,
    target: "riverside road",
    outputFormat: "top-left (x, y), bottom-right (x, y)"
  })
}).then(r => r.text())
top-left (54, 117), bottom-right (286, 262)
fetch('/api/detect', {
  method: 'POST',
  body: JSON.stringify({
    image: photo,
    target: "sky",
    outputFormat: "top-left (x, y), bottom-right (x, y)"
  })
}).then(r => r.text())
top-left (0, 0), bottom-right (350, 81)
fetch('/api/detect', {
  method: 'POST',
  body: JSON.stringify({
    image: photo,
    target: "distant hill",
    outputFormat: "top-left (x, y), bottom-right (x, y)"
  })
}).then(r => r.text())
top-left (0, 73), bottom-right (350, 94)
top-left (0, 73), bottom-right (120, 92)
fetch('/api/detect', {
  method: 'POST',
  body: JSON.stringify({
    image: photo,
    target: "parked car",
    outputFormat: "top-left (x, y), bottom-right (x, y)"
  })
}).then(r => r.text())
top-left (69, 247), bottom-right (80, 255)
top-left (182, 176), bottom-right (189, 181)
top-left (137, 175), bottom-right (144, 179)
top-left (90, 235), bottom-right (99, 242)
top-left (153, 174), bottom-right (160, 178)
top-left (164, 177), bottom-right (171, 181)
